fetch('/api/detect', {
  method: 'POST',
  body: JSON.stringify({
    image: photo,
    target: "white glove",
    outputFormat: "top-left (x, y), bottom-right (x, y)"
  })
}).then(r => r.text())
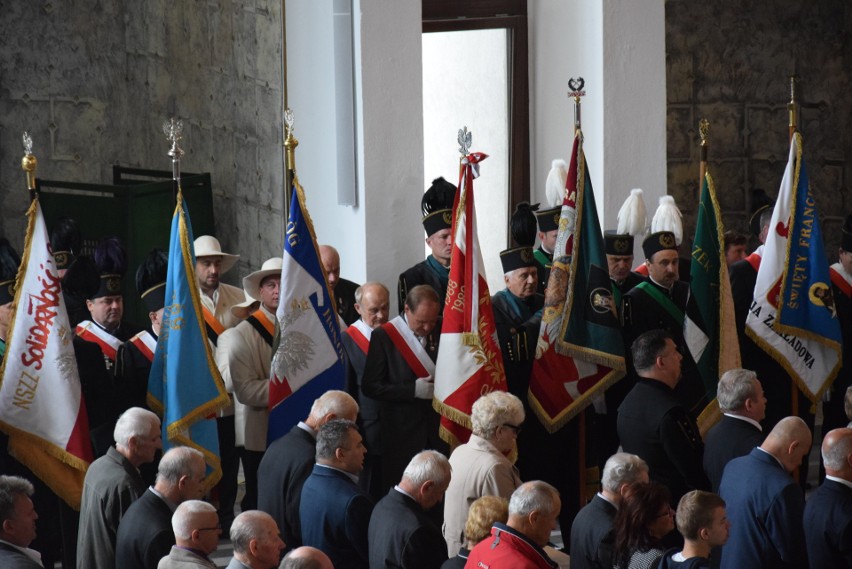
top-left (414, 377), bottom-right (434, 400)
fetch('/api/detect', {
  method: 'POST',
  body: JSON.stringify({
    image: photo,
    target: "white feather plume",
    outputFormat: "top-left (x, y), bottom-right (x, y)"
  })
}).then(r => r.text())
top-left (651, 195), bottom-right (683, 245)
top-left (545, 159), bottom-right (568, 207)
top-left (616, 188), bottom-right (648, 236)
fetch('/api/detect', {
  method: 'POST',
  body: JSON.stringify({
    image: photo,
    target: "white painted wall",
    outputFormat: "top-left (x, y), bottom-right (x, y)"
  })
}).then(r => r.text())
top-left (529, 0), bottom-right (667, 259)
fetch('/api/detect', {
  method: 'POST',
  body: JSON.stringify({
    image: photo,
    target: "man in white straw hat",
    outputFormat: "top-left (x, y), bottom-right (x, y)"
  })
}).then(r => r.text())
top-left (218, 257), bottom-right (282, 514)
top-left (194, 235), bottom-right (245, 336)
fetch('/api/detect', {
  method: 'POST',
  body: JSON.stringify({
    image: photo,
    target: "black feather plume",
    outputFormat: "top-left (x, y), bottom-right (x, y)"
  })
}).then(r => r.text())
top-left (93, 237), bottom-right (127, 275)
top-left (62, 255), bottom-right (100, 299)
top-left (50, 217), bottom-right (82, 255)
top-left (421, 177), bottom-right (457, 216)
top-left (136, 249), bottom-right (168, 295)
top-left (510, 202), bottom-right (539, 247)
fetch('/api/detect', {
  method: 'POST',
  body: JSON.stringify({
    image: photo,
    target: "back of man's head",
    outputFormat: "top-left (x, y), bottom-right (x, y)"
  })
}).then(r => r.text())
top-left (308, 391), bottom-right (359, 425)
top-left (405, 284), bottom-right (439, 312)
top-left (761, 416), bottom-right (812, 471)
top-left (601, 453), bottom-right (649, 497)
top-left (507, 480), bottom-right (560, 547)
top-left (279, 546), bottom-right (334, 569)
top-left (230, 510), bottom-right (283, 566)
top-left (114, 406), bottom-right (158, 448)
top-left (822, 428), bottom-right (852, 478)
top-left (156, 446), bottom-right (204, 501)
top-left (315, 419), bottom-right (357, 462)
top-left (0, 475), bottom-right (35, 547)
top-left (675, 490), bottom-right (726, 542)
top-left (630, 329), bottom-right (673, 372)
top-left (399, 450), bottom-right (451, 510)
top-left (717, 369), bottom-right (758, 413)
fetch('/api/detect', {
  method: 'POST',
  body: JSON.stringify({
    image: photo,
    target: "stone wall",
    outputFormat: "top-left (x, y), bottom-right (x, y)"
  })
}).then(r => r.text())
top-left (666, 1), bottom-right (852, 256)
top-left (0, 0), bottom-right (285, 282)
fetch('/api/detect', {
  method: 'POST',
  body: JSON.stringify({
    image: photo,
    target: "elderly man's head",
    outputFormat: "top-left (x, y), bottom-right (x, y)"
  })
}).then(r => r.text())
top-left (403, 285), bottom-right (440, 337)
top-left (717, 368), bottom-right (766, 422)
top-left (114, 407), bottom-right (162, 467)
top-left (279, 546), bottom-right (334, 569)
top-left (156, 446), bottom-right (207, 503)
top-left (398, 450), bottom-right (452, 511)
top-left (172, 500), bottom-right (221, 556)
top-left (471, 391), bottom-right (525, 454)
top-left (231, 510), bottom-right (286, 569)
top-left (822, 428), bottom-right (852, 480)
top-left (0, 476), bottom-right (37, 548)
top-left (305, 390), bottom-right (359, 430)
top-left (354, 282), bottom-right (390, 329)
top-left (631, 330), bottom-right (682, 387)
top-left (319, 245), bottom-right (341, 292)
top-left (601, 453), bottom-right (649, 503)
top-left (507, 481), bottom-right (561, 547)
top-left (761, 416), bottom-right (812, 473)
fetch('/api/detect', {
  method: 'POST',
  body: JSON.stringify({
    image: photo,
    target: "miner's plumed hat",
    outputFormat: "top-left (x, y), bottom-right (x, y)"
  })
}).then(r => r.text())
top-left (421, 177), bottom-right (457, 237)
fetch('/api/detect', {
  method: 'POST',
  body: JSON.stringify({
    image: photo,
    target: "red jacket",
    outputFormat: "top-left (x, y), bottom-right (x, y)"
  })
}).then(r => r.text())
top-left (464, 523), bottom-right (558, 569)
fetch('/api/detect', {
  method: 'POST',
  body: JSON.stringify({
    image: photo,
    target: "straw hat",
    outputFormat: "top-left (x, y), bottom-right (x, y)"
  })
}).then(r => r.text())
top-left (231, 291), bottom-right (260, 320)
top-left (193, 235), bottom-right (239, 274)
top-left (243, 258), bottom-right (283, 301)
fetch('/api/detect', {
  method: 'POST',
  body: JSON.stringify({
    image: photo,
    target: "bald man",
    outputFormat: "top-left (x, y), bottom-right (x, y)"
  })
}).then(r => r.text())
top-left (341, 282), bottom-right (390, 500)
top-left (804, 428), bottom-right (852, 566)
top-left (279, 547), bottom-right (333, 569)
top-left (319, 245), bottom-right (359, 326)
top-left (719, 417), bottom-right (811, 569)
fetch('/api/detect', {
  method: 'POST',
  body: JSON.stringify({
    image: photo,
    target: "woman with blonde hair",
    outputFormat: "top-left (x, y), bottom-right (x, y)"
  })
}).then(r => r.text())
top-left (441, 496), bottom-right (509, 569)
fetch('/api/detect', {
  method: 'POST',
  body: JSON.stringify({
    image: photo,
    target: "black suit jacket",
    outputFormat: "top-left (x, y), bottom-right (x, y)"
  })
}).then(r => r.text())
top-left (618, 378), bottom-right (710, 504)
top-left (342, 330), bottom-right (381, 456)
top-left (115, 488), bottom-right (174, 569)
top-left (569, 494), bottom-right (617, 569)
top-left (257, 424), bottom-right (316, 548)
top-left (362, 321), bottom-right (446, 491)
top-left (703, 415), bottom-right (764, 492)
top-left (368, 489), bottom-right (448, 569)
top-left (804, 478), bottom-right (852, 567)
top-left (397, 260), bottom-right (448, 313)
top-left (0, 542), bottom-right (42, 569)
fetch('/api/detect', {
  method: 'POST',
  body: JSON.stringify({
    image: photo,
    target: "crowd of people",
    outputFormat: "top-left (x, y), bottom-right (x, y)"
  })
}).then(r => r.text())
top-left (1, 170), bottom-right (852, 569)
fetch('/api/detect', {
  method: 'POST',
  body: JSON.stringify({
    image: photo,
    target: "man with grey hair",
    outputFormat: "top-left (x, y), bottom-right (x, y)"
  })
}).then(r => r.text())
top-left (117, 446), bottom-right (206, 569)
top-left (78, 406), bottom-right (162, 569)
top-left (703, 368), bottom-right (767, 491)
top-left (258, 390), bottom-right (359, 549)
top-left (368, 450), bottom-right (451, 569)
top-left (0, 475), bottom-right (40, 568)
top-left (227, 510), bottom-right (285, 569)
top-left (570, 453), bottom-right (649, 569)
top-left (279, 546), bottom-right (334, 569)
top-left (300, 419), bottom-right (372, 569)
top-left (342, 281), bottom-right (390, 500)
top-left (466, 480), bottom-right (561, 569)
top-left (804, 427), bottom-right (852, 566)
top-left (158, 500), bottom-right (220, 569)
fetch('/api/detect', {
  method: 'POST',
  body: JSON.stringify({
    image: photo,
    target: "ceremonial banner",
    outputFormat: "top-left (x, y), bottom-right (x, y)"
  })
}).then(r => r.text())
top-left (268, 178), bottom-right (346, 444)
top-left (745, 133), bottom-right (841, 401)
top-left (148, 190), bottom-right (229, 489)
top-left (531, 132), bottom-right (626, 432)
top-left (689, 171), bottom-right (741, 426)
top-left (433, 151), bottom-right (507, 447)
top-left (0, 197), bottom-right (92, 509)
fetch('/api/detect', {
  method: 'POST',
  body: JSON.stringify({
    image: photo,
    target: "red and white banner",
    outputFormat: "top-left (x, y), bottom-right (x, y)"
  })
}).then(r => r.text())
top-left (433, 151), bottom-right (508, 446)
top-left (0, 198), bottom-right (92, 509)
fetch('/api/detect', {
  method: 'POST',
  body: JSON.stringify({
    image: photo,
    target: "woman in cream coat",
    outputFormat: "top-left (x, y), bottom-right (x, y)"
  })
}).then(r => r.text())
top-left (442, 391), bottom-right (524, 557)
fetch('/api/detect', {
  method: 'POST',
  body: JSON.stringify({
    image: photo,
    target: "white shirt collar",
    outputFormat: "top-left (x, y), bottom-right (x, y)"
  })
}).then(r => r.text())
top-left (825, 475), bottom-right (852, 491)
top-left (723, 412), bottom-right (763, 432)
top-left (596, 492), bottom-right (618, 510)
top-left (297, 421), bottom-right (317, 439)
top-left (0, 539), bottom-right (43, 567)
top-left (756, 447), bottom-right (786, 470)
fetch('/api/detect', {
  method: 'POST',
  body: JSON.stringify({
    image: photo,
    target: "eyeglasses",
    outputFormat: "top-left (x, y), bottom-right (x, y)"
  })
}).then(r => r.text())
top-left (197, 524), bottom-right (222, 532)
top-left (502, 423), bottom-right (523, 434)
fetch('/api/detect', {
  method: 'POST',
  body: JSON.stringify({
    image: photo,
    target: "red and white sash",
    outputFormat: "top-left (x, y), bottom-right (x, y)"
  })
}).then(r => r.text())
top-left (382, 315), bottom-right (435, 378)
top-left (830, 263), bottom-right (852, 298)
top-left (346, 319), bottom-right (373, 355)
top-left (129, 330), bottom-right (157, 363)
top-left (76, 320), bottom-right (122, 361)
